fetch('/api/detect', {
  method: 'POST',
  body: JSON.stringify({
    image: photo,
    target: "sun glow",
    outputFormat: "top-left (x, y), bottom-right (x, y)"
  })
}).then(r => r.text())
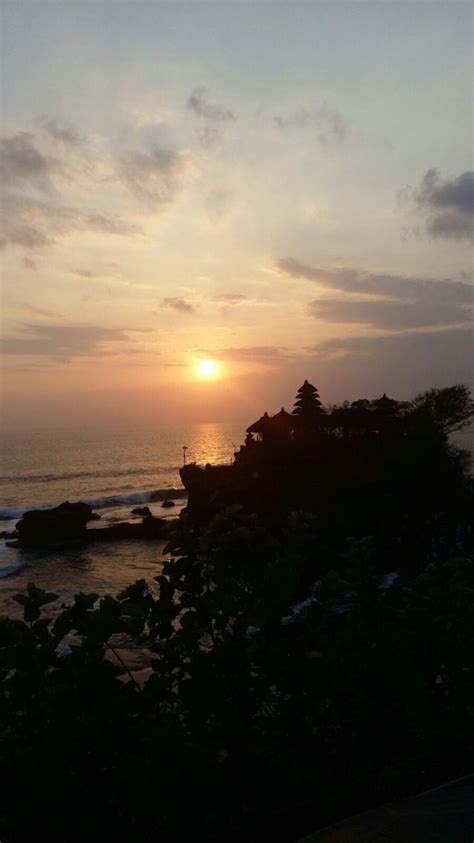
top-left (196, 359), bottom-right (220, 379)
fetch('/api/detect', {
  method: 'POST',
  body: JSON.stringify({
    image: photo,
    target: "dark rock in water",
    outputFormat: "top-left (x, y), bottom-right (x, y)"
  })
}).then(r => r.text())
top-left (89, 512), bottom-right (101, 520)
top-left (14, 500), bottom-right (166, 547)
top-left (161, 500), bottom-right (175, 509)
top-left (132, 506), bottom-right (152, 517)
top-left (150, 488), bottom-right (186, 502)
top-left (16, 501), bottom-right (95, 546)
top-left (1, 530), bottom-right (15, 539)
top-left (87, 514), bottom-right (165, 542)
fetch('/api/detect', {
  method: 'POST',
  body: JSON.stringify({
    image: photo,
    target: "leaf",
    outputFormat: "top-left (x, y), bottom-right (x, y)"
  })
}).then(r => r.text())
top-left (117, 579), bottom-right (148, 602)
top-left (26, 583), bottom-right (59, 606)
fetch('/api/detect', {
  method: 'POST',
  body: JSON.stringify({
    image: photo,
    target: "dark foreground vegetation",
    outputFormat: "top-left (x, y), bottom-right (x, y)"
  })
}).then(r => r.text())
top-left (0, 383), bottom-right (473, 842)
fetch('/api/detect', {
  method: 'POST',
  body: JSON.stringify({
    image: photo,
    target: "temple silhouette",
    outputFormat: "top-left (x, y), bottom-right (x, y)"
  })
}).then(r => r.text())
top-left (181, 380), bottom-right (424, 518)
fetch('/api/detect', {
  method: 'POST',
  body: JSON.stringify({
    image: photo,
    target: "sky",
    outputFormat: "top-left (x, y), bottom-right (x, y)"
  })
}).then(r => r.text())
top-left (1, 0), bottom-right (472, 428)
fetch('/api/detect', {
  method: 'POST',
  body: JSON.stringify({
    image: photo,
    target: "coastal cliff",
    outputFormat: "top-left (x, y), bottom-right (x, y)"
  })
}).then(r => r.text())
top-left (180, 381), bottom-right (474, 565)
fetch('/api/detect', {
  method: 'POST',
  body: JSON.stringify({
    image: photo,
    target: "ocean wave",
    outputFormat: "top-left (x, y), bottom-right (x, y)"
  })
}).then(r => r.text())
top-left (0, 488), bottom-right (187, 520)
top-left (0, 564), bottom-right (24, 579)
top-left (0, 465), bottom-right (181, 485)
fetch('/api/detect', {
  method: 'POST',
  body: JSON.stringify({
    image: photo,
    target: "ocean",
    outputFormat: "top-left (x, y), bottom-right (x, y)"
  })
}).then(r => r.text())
top-left (1, 421), bottom-right (471, 618)
top-left (0, 423), bottom-right (245, 616)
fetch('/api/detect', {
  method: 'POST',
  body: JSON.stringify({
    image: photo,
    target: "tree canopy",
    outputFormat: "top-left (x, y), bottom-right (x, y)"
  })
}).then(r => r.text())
top-left (411, 384), bottom-right (474, 433)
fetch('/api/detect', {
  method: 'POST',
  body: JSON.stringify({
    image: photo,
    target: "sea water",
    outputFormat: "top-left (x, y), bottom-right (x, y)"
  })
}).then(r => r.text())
top-left (0, 423), bottom-right (245, 615)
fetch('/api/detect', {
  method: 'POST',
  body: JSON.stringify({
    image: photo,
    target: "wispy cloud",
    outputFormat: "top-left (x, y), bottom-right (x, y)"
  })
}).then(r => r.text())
top-left (70, 262), bottom-right (122, 280)
top-left (308, 298), bottom-right (470, 329)
top-left (312, 328), bottom-right (474, 387)
top-left (205, 187), bottom-right (233, 221)
top-left (278, 258), bottom-right (472, 303)
top-left (413, 168), bottom-right (473, 241)
top-left (0, 131), bottom-right (58, 193)
top-left (213, 293), bottom-right (249, 306)
top-left (1, 323), bottom-right (132, 358)
top-left (187, 88), bottom-right (236, 147)
top-left (72, 269), bottom-right (95, 279)
top-left (34, 115), bottom-right (83, 147)
top-left (187, 88), bottom-right (236, 123)
top-left (0, 119), bottom-right (193, 252)
top-left (7, 301), bottom-right (60, 319)
top-left (162, 297), bottom-right (196, 314)
top-left (0, 194), bottom-right (139, 250)
top-left (278, 257), bottom-right (473, 331)
top-left (215, 346), bottom-right (288, 362)
top-left (118, 146), bottom-right (189, 210)
top-left (273, 105), bottom-right (347, 144)
top-left (0, 123), bottom-right (142, 250)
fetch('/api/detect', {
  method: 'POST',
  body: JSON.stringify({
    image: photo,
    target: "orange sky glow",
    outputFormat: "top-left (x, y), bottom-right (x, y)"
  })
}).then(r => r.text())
top-left (1, 2), bottom-right (472, 428)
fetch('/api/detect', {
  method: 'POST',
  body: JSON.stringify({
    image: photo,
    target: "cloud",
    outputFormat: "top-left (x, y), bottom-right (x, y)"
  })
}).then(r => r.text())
top-left (85, 212), bottom-right (138, 236)
top-left (312, 328), bottom-right (474, 392)
top-left (413, 169), bottom-right (473, 241)
top-left (278, 257), bottom-right (473, 330)
top-left (196, 125), bottom-right (223, 148)
top-left (35, 116), bottom-right (83, 146)
top-left (213, 293), bottom-right (248, 305)
top-left (296, 328), bottom-right (474, 399)
top-left (0, 131), bottom-right (57, 193)
top-left (0, 193), bottom-right (140, 250)
top-left (215, 346), bottom-right (287, 362)
top-left (308, 298), bottom-right (469, 330)
top-left (274, 105), bottom-right (347, 144)
top-left (278, 258), bottom-right (473, 303)
top-left (187, 88), bottom-right (235, 123)
top-left (162, 297), bottom-right (196, 313)
top-left (7, 301), bottom-right (60, 318)
top-left (0, 323), bottom-right (132, 358)
top-left (0, 123), bottom-right (143, 251)
top-left (0, 218), bottom-right (50, 250)
top-left (72, 269), bottom-right (95, 279)
top-left (206, 188), bottom-right (233, 221)
top-left (68, 263), bottom-right (131, 288)
top-left (1, 122), bottom-right (191, 254)
top-left (187, 88), bottom-right (236, 147)
top-left (118, 146), bottom-right (189, 209)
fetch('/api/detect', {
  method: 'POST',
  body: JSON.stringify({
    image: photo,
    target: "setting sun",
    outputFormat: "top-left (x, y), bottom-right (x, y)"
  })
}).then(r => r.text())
top-left (196, 359), bottom-right (219, 379)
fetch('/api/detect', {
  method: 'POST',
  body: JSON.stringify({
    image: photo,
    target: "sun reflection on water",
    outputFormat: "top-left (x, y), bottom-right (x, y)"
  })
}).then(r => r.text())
top-left (190, 423), bottom-right (237, 467)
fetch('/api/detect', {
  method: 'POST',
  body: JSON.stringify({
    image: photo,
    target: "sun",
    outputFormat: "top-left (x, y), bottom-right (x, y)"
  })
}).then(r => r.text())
top-left (196, 359), bottom-right (219, 379)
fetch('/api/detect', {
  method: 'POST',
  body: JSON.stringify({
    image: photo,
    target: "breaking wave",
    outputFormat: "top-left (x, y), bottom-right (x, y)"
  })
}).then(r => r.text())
top-left (0, 488), bottom-right (187, 520)
top-left (0, 564), bottom-right (25, 579)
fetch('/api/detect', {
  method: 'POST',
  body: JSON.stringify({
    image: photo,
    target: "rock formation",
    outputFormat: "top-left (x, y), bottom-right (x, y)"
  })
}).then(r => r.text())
top-left (16, 501), bottom-right (97, 546)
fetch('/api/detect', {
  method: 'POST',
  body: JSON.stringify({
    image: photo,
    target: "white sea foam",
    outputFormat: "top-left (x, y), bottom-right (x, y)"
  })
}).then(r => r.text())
top-left (0, 488), bottom-right (187, 520)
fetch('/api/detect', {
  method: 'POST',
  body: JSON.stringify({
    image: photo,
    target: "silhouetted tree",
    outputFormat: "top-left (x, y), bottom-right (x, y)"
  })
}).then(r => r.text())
top-left (410, 385), bottom-right (474, 434)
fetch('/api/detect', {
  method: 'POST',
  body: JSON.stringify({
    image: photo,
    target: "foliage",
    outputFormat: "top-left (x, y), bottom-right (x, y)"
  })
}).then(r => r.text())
top-left (410, 384), bottom-right (474, 433)
top-left (1, 512), bottom-right (474, 841)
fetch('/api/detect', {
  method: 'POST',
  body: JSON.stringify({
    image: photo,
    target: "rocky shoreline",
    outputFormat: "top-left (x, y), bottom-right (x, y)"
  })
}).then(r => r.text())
top-left (7, 499), bottom-right (179, 548)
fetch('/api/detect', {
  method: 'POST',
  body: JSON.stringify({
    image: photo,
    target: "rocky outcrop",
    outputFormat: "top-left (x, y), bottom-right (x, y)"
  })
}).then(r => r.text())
top-left (149, 489), bottom-right (186, 502)
top-left (15, 502), bottom-right (167, 546)
top-left (179, 464), bottom-right (241, 520)
top-left (87, 514), bottom-right (165, 542)
top-left (132, 506), bottom-right (152, 517)
top-left (16, 501), bottom-right (97, 546)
